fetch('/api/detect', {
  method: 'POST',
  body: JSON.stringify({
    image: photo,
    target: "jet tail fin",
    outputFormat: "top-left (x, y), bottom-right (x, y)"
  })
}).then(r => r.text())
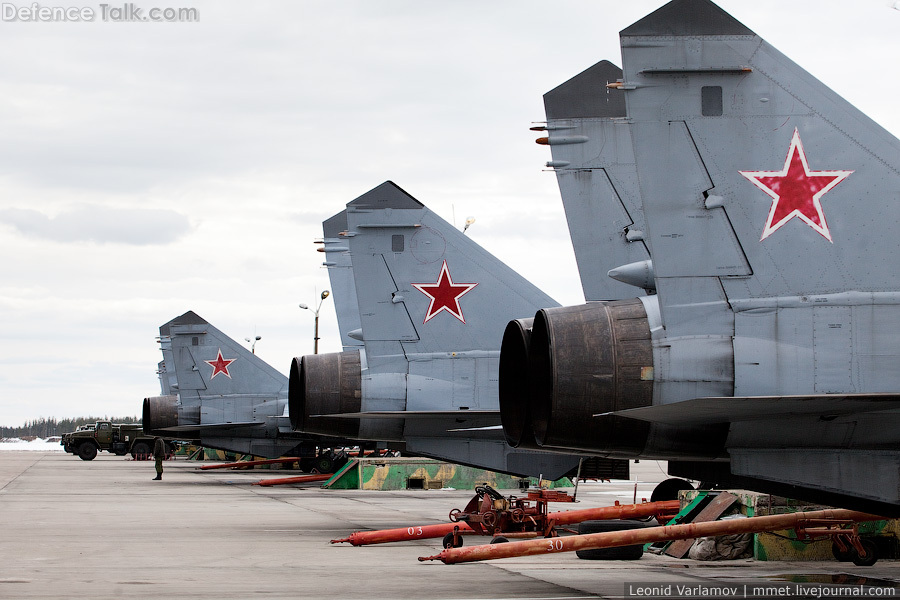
top-left (540, 60), bottom-right (651, 300)
top-left (345, 181), bottom-right (558, 358)
top-left (149, 311), bottom-right (288, 434)
top-left (621, 0), bottom-right (900, 311)
top-left (159, 311), bottom-right (287, 400)
top-left (320, 210), bottom-right (364, 352)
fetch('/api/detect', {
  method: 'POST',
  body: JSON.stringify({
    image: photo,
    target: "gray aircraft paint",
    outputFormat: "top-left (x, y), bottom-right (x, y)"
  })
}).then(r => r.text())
top-left (320, 210), bottom-right (365, 352)
top-left (621, 0), bottom-right (900, 510)
top-left (292, 182), bottom-right (584, 479)
top-left (145, 311), bottom-right (310, 458)
top-left (539, 60), bottom-right (651, 301)
top-left (504, 0), bottom-right (900, 514)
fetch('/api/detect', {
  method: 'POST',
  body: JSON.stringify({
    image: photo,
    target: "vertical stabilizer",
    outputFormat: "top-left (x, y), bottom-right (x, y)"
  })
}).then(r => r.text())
top-left (321, 210), bottom-right (364, 352)
top-left (540, 60), bottom-right (651, 300)
top-left (145, 311), bottom-right (301, 458)
top-left (347, 181), bottom-right (558, 358)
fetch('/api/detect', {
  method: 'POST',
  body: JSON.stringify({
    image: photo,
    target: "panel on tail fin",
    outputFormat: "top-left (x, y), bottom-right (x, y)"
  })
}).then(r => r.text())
top-left (156, 360), bottom-right (173, 397)
top-left (320, 210), bottom-right (364, 352)
top-left (539, 60), bottom-right (652, 300)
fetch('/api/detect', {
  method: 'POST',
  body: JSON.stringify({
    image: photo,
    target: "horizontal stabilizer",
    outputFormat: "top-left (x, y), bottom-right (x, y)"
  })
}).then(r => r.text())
top-left (447, 425), bottom-right (504, 433)
top-left (311, 410), bottom-right (499, 420)
top-left (598, 394), bottom-right (900, 425)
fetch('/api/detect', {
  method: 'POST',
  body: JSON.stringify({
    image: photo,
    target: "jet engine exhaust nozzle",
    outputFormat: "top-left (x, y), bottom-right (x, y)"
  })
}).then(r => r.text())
top-left (142, 395), bottom-right (180, 434)
top-left (289, 351), bottom-right (362, 439)
top-left (524, 299), bottom-right (653, 454)
top-left (499, 318), bottom-right (541, 449)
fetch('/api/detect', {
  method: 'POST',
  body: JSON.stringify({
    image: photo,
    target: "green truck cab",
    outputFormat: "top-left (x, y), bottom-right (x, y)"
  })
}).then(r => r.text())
top-left (61, 421), bottom-right (162, 461)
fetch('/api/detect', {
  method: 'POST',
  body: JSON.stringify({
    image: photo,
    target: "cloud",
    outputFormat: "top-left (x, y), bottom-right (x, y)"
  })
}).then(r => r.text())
top-left (0, 205), bottom-right (192, 245)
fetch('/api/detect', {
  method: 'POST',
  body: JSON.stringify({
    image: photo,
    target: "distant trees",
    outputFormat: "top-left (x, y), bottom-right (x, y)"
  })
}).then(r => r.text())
top-left (0, 416), bottom-right (141, 439)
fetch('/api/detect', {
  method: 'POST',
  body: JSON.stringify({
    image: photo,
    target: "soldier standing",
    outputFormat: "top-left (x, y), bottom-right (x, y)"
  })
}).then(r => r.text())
top-left (152, 437), bottom-right (166, 481)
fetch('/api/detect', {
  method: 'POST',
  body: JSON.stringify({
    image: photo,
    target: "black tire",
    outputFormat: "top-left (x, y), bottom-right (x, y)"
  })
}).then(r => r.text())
top-left (575, 520), bottom-right (647, 560)
top-left (490, 536), bottom-right (510, 544)
top-left (650, 478), bottom-right (694, 503)
top-left (442, 532), bottom-right (463, 549)
top-left (131, 442), bottom-right (151, 460)
top-left (832, 541), bottom-right (853, 562)
top-left (113, 446), bottom-right (128, 456)
top-left (77, 442), bottom-right (98, 461)
top-left (851, 539), bottom-right (878, 567)
top-left (314, 455), bottom-right (335, 473)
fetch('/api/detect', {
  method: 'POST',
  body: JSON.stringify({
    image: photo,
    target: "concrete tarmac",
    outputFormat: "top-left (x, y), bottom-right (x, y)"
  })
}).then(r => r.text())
top-left (1, 452), bottom-right (897, 599)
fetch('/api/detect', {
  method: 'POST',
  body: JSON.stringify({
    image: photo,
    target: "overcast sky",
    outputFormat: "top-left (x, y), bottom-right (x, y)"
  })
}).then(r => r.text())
top-left (0, 0), bottom-right (897, 426)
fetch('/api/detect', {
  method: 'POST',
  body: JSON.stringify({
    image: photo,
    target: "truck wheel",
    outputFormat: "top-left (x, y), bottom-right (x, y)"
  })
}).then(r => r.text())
top-left (851, 539), bottom-right (879, 567)
top-left (131, 442), bottom-right (151, 460)
top-left (650, 478), bottom-right (694, 503)
top-left (77, 442), bottom-right (98, 461)
top-left (314, 455), bottom-right (335, 473)
top-left (832, 542), bottom-right (853, 562)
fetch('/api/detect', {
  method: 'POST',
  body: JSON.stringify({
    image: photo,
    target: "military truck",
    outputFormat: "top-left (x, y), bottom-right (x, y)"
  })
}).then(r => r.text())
top-left (61, 421), bottom-right (164, 461)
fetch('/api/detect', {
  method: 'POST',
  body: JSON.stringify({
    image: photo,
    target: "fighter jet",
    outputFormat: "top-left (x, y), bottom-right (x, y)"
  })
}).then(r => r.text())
top-left (500, 0), bottom-right (900, 515)
top-left (290, 182), bottom-right (601, 480)
top-left (143, 311), bottom-right (343, 467)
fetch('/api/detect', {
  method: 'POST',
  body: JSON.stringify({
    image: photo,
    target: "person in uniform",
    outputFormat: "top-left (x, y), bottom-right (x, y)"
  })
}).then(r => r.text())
top-left (152, 437), bottom-right (166, 481)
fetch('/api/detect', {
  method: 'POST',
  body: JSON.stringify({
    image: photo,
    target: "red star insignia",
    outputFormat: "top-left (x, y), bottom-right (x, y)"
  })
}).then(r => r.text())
top-left (205, 349), bottom-right (236, 379)
top-left (411, 260), bottom-right (478, 324)
top-left (740, 128), bottom-right (852, 243)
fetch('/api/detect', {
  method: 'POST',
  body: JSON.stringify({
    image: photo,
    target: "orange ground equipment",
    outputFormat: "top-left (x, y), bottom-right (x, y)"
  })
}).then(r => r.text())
top-left (331, 483), bottom-right (679, 548)
top-left (418, 509), bottom-right (884, 565)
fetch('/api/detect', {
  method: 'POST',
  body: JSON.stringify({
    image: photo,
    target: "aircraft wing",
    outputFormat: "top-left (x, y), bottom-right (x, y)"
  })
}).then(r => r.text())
top-left (598, 395), bottom-right (900, 425)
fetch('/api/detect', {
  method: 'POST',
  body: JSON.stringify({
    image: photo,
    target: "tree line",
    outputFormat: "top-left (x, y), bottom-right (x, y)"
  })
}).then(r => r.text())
top-left (0, 416), bottom-right (141, 439)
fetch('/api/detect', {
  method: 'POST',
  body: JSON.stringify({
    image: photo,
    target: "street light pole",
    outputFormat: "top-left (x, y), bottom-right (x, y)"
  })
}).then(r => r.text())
top-left (299, 290), bottom-right (330, 354)
top-left (244, 335), bottom-right (262, 354)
